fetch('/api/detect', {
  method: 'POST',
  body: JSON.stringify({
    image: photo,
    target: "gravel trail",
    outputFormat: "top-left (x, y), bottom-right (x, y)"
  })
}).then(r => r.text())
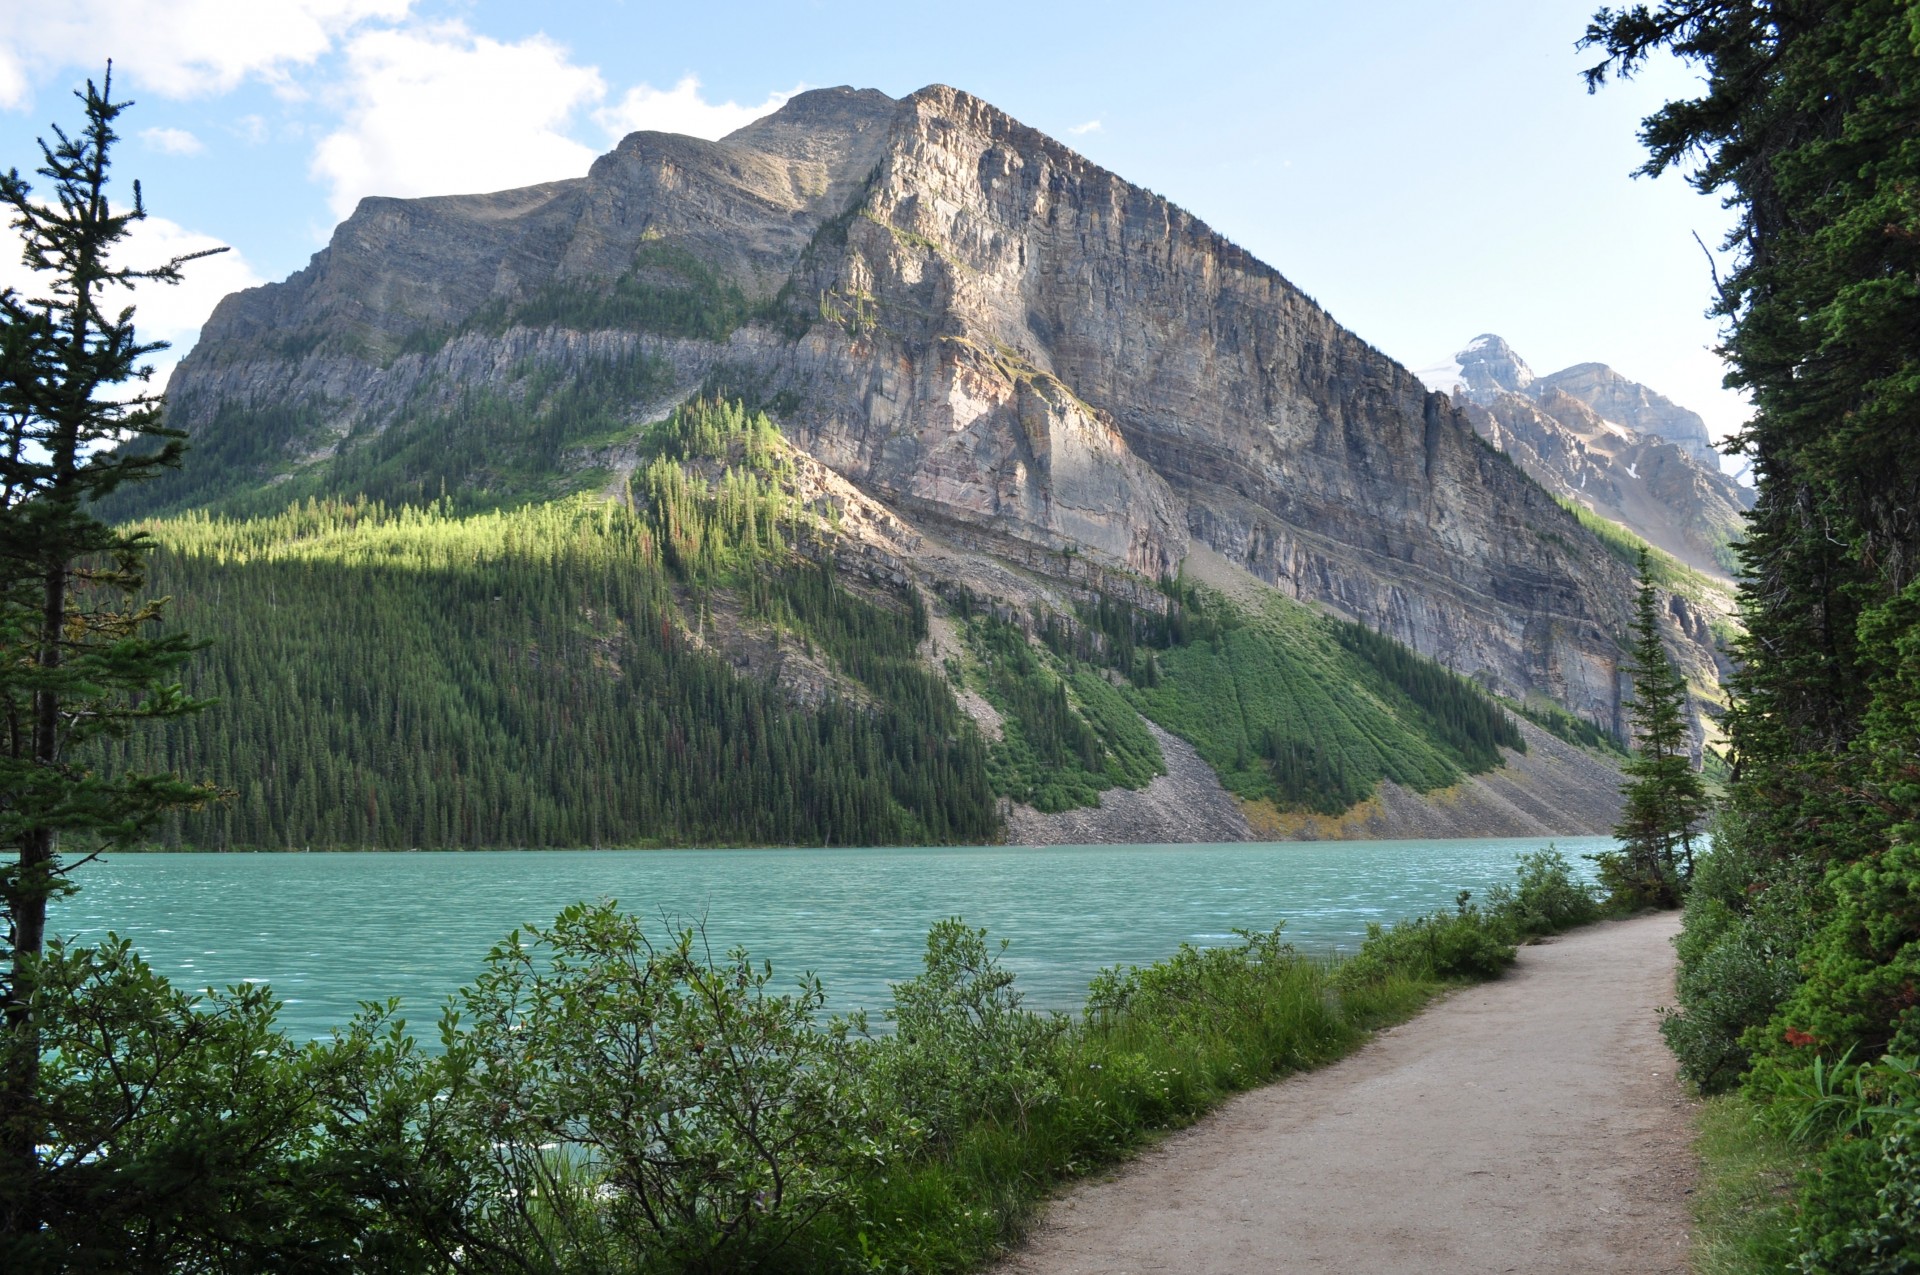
top-left (995, 912), bottom-right (1695, 1274)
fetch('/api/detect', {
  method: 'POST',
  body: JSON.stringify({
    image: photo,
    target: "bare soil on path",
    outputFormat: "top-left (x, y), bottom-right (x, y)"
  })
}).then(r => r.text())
top-left (995, 912), bottom-right (1695, 1275)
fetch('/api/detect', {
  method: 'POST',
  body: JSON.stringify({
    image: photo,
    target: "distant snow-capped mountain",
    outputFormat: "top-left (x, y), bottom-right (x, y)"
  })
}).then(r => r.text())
top-left (1420, 335), bottom-right (1751, 580)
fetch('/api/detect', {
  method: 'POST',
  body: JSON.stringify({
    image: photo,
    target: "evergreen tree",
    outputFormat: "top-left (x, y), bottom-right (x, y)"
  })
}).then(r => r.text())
top-left (0, 69), bottom-right (218, 1242)
top-left (1604, 548), bottom-right (1709, 906)
top-left (1586, 0), bottom-right (1920, 1061)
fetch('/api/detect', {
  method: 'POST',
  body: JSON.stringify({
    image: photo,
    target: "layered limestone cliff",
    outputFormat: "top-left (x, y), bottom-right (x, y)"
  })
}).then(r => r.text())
top-left (159, 84), bottom-right (1723, 753)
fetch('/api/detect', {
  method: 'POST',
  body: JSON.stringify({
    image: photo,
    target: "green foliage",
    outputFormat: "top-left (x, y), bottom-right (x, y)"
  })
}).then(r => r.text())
top-left (435, 903), bottom-right (884, 1272)
top-left (1337, 896), bottom-right (1518, 988)
top-left (1660, 833), bottom-right (1826, 1093)
top-left (1337, 849), bottom-right (1598, 989)
top-left (99, 349), bottom-right (677, 522)
top-left (1508, 695), bottom-right (1625, 754)
top-left (1553, 494), bottom-right (1730, 603)
top-left (0, 938), bottom-right (437, 1273)
top-left (93, 492), bottom-right (997, 850)
top-left (967, 616), bottom-right (1164, 812)
top-left (1484, 847), bottom-right (1606, 937)
top-left (0, 70), bottom-right (223, 1246)
top-left (868, 920), bottom-right (1068, 1149)
top-left (493, 240), bottom-right (756, 343)
top-left (1588, 5), bottom-right (1920, 1260)
top-left (1601, 547), bottom-right (1711, 908)
top-left (1127, 591), bottom-right (1516, 814)
top-left (1756, 1055), bottom-right (1920, 1275)
top-left (1329, 617), bottom-right (1525, 771)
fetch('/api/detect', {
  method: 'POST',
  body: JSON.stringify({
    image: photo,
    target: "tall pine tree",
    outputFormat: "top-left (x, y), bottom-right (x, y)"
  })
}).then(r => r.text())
top-left (1605, 547), bottom-right (1709, 906)
top-left (0, 69), bottom-right (219, 1242)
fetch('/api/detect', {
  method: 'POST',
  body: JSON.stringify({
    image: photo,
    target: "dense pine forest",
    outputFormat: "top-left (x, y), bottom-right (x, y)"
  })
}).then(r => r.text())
top-left (90, 396), bottom-right (1536, 850)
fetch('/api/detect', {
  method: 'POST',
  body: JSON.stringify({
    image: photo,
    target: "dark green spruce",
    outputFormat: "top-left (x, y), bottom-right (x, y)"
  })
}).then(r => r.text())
top-left (1587, 2), bottom-right (1920, 1269)
top-left (1601, 547), bottom-right (1708, 906)
top-left (0, 69), bottom-right (220, 1253)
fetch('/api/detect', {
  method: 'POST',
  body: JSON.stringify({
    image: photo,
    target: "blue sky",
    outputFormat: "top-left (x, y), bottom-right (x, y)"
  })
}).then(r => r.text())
top-left (0, 1), bottom-right (1746, 451)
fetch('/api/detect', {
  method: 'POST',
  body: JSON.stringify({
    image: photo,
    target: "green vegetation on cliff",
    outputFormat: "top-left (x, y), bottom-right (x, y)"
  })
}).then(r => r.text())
top-left (1125, 588), bottom-right (1523, 816)
top-left (96, 346), bottom-right (679, 523)
top-left (95, 401), bottom-right (997, 850)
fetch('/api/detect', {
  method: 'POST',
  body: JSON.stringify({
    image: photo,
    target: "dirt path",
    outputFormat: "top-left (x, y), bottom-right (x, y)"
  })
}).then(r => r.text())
top-left (996, 912), bottom-right (1695, 1274)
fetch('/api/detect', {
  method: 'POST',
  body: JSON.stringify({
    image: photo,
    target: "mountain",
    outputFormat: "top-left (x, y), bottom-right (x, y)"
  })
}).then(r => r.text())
top-left (1420, 335), bottom-right (1752, 580)
top-left (100, 86), bottom-right (1731, 848)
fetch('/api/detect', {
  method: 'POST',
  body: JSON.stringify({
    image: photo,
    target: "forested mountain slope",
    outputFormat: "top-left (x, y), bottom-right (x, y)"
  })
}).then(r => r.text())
top-left (95, 86), bottom-right (1716, 846)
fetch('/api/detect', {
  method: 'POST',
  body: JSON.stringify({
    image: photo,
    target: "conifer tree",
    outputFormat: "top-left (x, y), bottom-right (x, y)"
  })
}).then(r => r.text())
top-left (1606, 548), bottom-right (1709, 907)
top-left (0, 68), bottom-right (219, 1240)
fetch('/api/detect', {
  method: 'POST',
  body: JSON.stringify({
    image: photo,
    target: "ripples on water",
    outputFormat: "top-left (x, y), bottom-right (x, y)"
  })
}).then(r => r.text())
top-left (54, 838), bottom-right (1612, 1042)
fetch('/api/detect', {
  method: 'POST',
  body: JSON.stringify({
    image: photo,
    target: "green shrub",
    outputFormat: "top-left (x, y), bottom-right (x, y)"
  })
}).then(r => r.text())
top-left (1338, 893), bottom-right (1517, 990)
top-left (1659, 824), bottom-right (1824, 1093)
top-left (1797, 1125), bottom-right (1920, 1274)
top-left (1777, 1057), bottom-right (1920, 1274)
top-left (1484, 847), bottom-right (1602, 938)
top-left (867, 919), bottom-right (1069, 1148)
top-left (438, 903), bottom-right (884, 1272)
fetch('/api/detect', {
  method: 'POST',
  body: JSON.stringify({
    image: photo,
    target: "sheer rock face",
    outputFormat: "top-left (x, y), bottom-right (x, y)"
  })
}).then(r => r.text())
top-left (163, 84), bottom-right (1726, 732)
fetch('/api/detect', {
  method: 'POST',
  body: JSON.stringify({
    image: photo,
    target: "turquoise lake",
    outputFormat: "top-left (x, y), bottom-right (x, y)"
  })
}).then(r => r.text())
top-left (52, 837), bottom-right (1611, 1041)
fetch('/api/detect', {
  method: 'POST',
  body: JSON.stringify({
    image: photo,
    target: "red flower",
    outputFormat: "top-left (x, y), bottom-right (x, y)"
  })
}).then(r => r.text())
top-left (1784, 1027), bottom-right (1818, 1048)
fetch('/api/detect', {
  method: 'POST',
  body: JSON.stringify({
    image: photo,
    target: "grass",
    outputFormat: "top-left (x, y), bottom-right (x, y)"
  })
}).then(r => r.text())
top-left (1690, 1094), bottom-right (1806, 1275)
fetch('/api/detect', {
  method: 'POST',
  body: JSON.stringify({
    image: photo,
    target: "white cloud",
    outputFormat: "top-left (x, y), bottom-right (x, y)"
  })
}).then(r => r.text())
top-left (0, 211), bottom-right (263, 393)
top-left (0, 47), bottom-right (26, 110)
top-left (1067, 119), bottom-right (1102, 136)
top-left (0, 1), bottom-right (412, 107)
top-left (595, 74), bottom-right (796, 141)
top-left (310, 22), bottom-right (604, 218)
top-left (141, 125), bottom-right (204, 155)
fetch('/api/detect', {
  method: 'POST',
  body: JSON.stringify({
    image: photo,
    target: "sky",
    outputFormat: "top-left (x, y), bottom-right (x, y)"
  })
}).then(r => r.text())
top-left (0, 0), bottom-right (1747, 460)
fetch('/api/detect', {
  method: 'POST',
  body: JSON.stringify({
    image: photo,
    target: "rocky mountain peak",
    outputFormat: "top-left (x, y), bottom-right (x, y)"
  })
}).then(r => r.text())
top-left (1455, 333), bottom-right (1536, 399)
top-left (1418, 336), bottom-right (1750, 579)
top-left (717, 85), bottom-right (901, 167)
top-left (1531, 361), bottom-right (1718, 466)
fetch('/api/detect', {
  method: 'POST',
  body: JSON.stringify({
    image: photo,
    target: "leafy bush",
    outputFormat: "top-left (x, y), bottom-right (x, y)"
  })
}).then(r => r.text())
top-left (1337, 894), bottom-right (1518, 990)
top-left (1484, 847), bottom-right (1602, 938)
top-left (1660, 835), bottom-right (1823, 1093)
top-left (1335, 850), bottom-right (1596, 994)
top-left (0, 938), bottom-right (428, 1274)
top-left (438, 903), bottom-right (884, 1272)
top-left (868, 919), bottom-right (1068, 1147)
top-left (1797, 1124), bottom-right (1920, 1275)
top-left (1772, 1057), bottom-right (1920, 1275)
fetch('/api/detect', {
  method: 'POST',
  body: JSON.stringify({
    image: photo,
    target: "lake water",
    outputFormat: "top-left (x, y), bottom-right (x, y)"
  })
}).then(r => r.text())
top-left (51, 837), bottom-right (1611, 1041)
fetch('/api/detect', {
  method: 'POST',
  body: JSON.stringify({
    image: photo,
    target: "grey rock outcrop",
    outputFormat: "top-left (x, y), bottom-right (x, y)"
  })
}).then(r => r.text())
top-left (1535, 361), bottom-right (1719, 467)
top-left (161, 85), bottom-right (1726, 739)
